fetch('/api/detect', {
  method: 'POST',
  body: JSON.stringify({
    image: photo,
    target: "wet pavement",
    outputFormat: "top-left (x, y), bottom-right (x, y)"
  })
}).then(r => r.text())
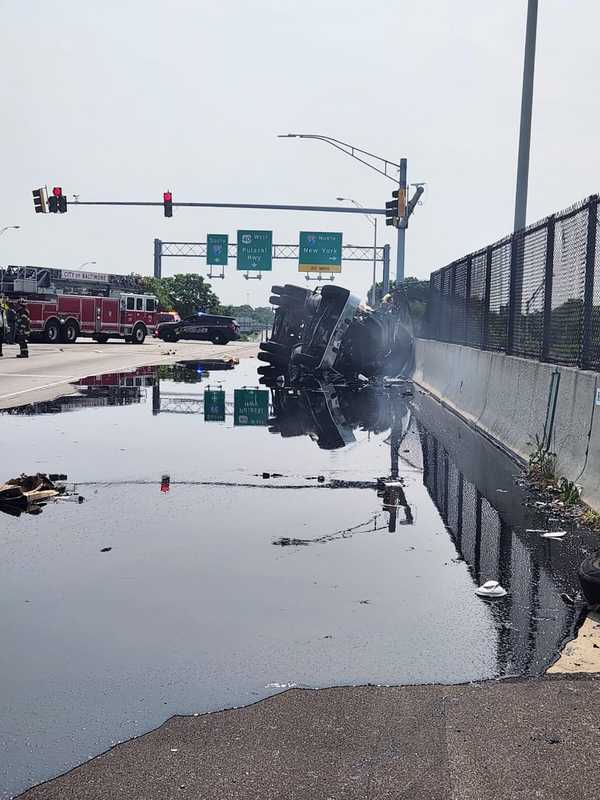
top-left (1, 359), bottom-right (598, 797)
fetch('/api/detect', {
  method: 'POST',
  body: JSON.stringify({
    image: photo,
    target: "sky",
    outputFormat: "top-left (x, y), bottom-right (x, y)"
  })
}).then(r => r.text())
top-left (2, 0), bottom-right (599, 306)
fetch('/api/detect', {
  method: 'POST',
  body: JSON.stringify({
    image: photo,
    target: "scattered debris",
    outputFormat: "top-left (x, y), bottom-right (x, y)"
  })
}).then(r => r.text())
top-left (100, 547), bottom-right (112, 553)
top-left (475, 581), bottom-right (507, 598)
top-left (496, 489), bottom-right (509, 494)
top-left (0, 473), bottom-right (82, 517)
top-left (541, 531), bottom-right (567, 539)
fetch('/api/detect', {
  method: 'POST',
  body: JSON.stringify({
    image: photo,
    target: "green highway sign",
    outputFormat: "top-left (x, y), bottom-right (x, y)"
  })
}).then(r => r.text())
top-left (234, 388), bottom-right (269, 426)
top-left (207, 234), bottom-right (228, 266)
top-left (204, 388), bottom-right (226, 422)
top-left (298, 231), bottom-right (343, 273)
top-left (237, 230), bottom-right (273, 271)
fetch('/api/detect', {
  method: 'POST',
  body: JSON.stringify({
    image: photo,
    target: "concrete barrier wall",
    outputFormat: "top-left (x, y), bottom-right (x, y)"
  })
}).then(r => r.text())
top-left (414, 339), bottom-right (600, 511)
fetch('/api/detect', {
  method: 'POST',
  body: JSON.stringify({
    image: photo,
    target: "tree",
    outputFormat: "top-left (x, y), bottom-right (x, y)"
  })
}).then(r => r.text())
top-left (143, 274), bottom-right (222, 318)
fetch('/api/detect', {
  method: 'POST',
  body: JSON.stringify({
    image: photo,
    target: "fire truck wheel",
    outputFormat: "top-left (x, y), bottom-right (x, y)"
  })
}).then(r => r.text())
top-left (132, 324), bottom-right (147, 344)
top-left (44, 320), bottom-right (61, 344)
top-left (63, 321), bottom-right (79, 344)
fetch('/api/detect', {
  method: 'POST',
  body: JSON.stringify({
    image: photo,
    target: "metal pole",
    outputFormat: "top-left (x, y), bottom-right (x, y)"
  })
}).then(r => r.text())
top-left (371, 218), bottom-right (377, 305)
top-left (396, 158), bottom-right (407, 283)
top-left (514, 0), bottom-right (538, 232)
top-left (382, 244), bottom-right (390, 295)
top-left (154, 238), bottom-right (162, 279)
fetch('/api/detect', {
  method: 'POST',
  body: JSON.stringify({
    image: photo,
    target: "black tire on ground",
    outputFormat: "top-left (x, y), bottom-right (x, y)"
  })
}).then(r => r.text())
top-left (63, 321), bottom-right (79, 344)
top-left (211, 334), bottom-right (227, 345)
top-left (44, 320), bottom-right (60, 344)
top-left (132, 324), bottom-right (146, 344)
top-left (162, 331), bottom-right (178, 342)
top-left (95, 334), bottom-right (109, 344)
top-left (578, 555), bottom-right (600, 605)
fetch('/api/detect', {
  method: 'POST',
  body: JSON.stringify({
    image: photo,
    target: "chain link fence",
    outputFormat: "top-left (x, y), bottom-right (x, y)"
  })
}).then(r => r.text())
top-left (427, 194), bottom-right (600, 369)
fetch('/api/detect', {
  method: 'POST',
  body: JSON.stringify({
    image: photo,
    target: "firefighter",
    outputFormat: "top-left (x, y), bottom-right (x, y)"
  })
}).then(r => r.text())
top-left (15, 298), bottom-right (31, 359)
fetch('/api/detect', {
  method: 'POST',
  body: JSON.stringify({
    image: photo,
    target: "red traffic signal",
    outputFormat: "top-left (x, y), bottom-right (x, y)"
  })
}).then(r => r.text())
top-left (163, 191), bottom-right (173, 218)
top-left (52, 186), bottom-right (63, 197)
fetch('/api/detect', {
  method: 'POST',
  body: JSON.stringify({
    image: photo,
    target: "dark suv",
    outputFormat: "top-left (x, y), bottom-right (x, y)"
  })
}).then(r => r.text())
top-left (155, 313), bottom-right (240, 344)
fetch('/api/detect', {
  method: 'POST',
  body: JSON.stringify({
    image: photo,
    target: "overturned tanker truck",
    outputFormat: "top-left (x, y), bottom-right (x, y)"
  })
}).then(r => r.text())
top-left (257, 283), bottom-right (415, 386)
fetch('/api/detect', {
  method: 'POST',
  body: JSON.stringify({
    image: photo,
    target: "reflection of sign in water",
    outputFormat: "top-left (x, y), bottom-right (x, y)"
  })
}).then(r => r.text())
top-left (234, 388), bottom-right (269, 426)
top-left (207, 234), bottom-right (228, 266)
top-left (204, 389), bottom-right (226, 421)
top-left (237, 230), bottom-right (273, 271)
top-left (298, 231), bottom-right (342, 273)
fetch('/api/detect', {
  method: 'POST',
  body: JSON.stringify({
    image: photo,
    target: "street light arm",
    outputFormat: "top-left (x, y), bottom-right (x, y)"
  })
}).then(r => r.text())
top-left (279, 133), bottom-right (400, 182)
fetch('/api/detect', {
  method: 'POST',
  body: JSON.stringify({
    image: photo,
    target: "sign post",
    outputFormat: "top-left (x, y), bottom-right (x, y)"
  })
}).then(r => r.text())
top-left (234, 388), bottom-right (269, 426)
top-left (298, 231), bottom-right (343, 274)
top-left (237, 230), bottom-right (273, 272)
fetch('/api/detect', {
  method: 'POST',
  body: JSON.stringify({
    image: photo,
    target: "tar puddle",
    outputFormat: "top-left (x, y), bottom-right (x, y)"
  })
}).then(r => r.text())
top-left (1, 358), bottom-right (597, 797)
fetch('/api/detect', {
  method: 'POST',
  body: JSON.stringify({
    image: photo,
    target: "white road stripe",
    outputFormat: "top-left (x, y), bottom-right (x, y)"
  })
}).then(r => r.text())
top-left (0, 378), bottom-right (79, 401)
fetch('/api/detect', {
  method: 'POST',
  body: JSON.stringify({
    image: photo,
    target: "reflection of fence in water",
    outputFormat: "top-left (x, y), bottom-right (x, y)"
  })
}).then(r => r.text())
top-left (421, 429), bottom-right (574, 676)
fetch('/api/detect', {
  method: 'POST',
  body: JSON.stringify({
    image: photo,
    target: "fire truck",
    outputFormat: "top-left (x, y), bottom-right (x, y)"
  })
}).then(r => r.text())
top-left (26, 292), bottom-right (159, 344)
top-left (1, 266), bottom-right (159, 344)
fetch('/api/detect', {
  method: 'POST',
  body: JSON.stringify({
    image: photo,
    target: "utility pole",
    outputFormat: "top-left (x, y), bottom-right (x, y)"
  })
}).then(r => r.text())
top-left (514, 0), bottom-right (538, 232)
top-left (396, 158), bottom-right (407, 283)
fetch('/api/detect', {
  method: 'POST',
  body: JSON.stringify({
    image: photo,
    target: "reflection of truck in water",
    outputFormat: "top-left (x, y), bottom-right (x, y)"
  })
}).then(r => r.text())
top-left (26, 293), bottom-right (159, 344)
top-left (0, 367), bottom-right (156, 416)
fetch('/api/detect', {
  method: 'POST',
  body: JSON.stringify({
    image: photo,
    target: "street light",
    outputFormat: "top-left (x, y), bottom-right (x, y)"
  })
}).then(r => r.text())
top-left (78, 260), bottom-right (96, 269)
top-left (337, 198), bottom-right (378, 305)
top-left (0, 226), bottom-right (20, 293)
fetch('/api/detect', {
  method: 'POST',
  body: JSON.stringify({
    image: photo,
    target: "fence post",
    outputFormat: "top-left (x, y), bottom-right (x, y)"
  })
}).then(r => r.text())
top-left (541, 215), bottom-right (555, 362)
top-left (581, 195), bottom-right (598, 369)
top-left (450, 263), bottom-right (457, 343)
top-left (464, 255), bottom-right (472, 345)
top-left (507, 233), bottom-right (520, 355)
top-left (482, 246), bottom-right (492, 349)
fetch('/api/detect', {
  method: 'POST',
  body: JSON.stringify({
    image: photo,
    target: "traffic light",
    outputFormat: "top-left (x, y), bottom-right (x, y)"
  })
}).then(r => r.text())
top-left (163, 191), bottom-right (173, 217)
top-left (385, 188), bottom-right (407, 227)
top-left (32, 187), bottom-right (47, 214)
top-left (385, 199), bottom-right (397, 227)
top-left (48, 187), bottom-right (67, 214)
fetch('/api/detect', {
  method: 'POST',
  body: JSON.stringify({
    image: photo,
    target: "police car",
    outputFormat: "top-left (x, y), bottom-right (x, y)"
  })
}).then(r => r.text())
top-left (155, 312), bottom-right (241, 344)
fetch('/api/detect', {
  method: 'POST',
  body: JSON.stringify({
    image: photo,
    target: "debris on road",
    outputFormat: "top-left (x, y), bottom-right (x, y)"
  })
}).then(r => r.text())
top-left (475, 581), bottom-right (508, 598)
top-left (541, 531), bottom-right (567, 539)
top-left (0, 473), bottom-right (81, 517)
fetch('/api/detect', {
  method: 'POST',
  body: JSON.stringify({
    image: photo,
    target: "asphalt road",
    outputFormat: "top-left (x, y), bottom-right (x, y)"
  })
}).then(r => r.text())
top-left (17, 675), bottom-right (600, 800)
top-left (0, 339), bottom-right (259, 409)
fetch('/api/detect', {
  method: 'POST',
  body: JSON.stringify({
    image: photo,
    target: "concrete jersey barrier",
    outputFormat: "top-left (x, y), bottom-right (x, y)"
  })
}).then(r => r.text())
top-left (414, 339), bottom-right (600, 511)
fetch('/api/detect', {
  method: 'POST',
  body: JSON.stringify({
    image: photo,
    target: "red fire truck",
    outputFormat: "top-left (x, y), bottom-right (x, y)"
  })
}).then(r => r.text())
top-left (26, 292), bottom-right (159, 344)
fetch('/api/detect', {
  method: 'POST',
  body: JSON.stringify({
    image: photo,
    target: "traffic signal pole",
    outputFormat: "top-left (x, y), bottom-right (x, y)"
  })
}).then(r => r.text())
top-left (396, 158), bottom-right (407, 283)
